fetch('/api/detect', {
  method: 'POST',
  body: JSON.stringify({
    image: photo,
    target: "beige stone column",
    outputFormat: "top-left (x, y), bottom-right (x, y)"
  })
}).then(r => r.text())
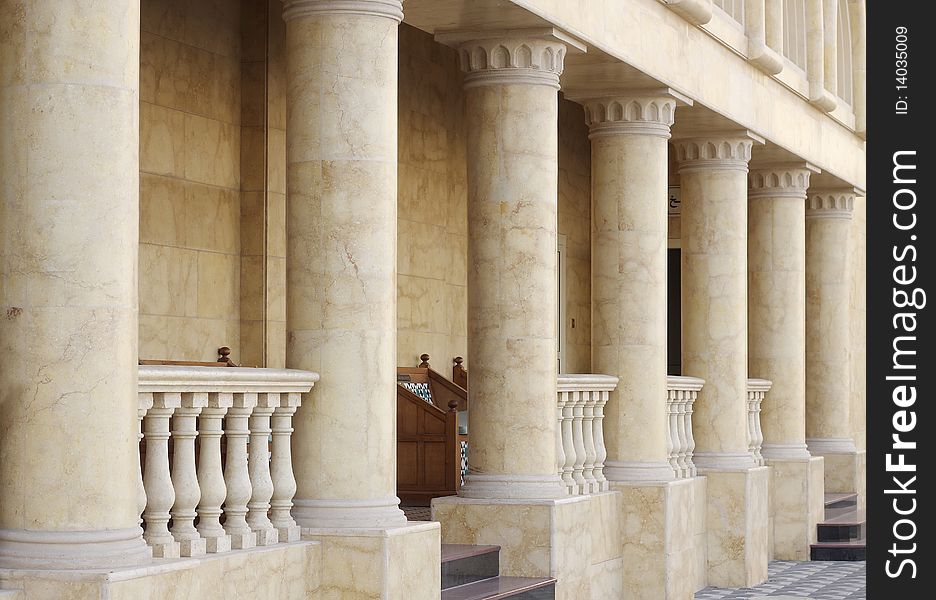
top-left (674, 133), bottom-right (769, 588)
top-left (283, 0), bottom-right (406, 528)
top-left (748, 165), bottom-right (824, 560)
top-left (447, 32), bottom-right (570, 499)
top-left (0, 0), bottom-right (150, 568)
top-left (805, 189), bottom-right (860, 493)
top-left (583, 94), bottom-right (677, 482)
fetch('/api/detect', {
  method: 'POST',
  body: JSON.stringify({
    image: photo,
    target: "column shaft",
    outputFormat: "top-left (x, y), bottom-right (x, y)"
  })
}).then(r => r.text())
top-left (748, 166), bottom-right (813, 458)
top-left (457, 36), bottom-right (567, 499)
top-left (805, 191), bottom-right (854, 448)
top-left (0, 0), bottom-right (149, 568)
top-left (676, 136), bottom-right (755, 469)
top-left (586, 96), bottom-right (675, 482)
top-left (283, 0), bottom-right (406, 527)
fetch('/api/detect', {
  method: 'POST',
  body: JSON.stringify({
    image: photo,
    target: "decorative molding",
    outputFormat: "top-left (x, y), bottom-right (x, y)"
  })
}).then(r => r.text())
top-left (673, 132), bottom-right (761, 173)
top-left (455, 38), bottom-right (567, 89)
top-left (0, 526), bottom-right (151, 569)
top-left (459, 474), bottom-right (568, 499)
top-left (581, 96), bottom-right (677, 139)
top-left (282, 0), bottom-right (403, 22)
top-left (293, 496), bottom-right (407, 529)
top-left (603, 460), bottom-right (677, 483)
top-left (661, 0), bottom-right (714, 26)
top-left (762, 443), bottom-right (813, 460)
top-left (806, 437), bottom-right (858, 454)
top-left (693, 451), bottom-right (759, 470)
top-left (806, 189), bottom-right (856, 219)
top-left (748, 41), bottom-right (784, 75)
top-left (748, 163), bottom-right (819, 199)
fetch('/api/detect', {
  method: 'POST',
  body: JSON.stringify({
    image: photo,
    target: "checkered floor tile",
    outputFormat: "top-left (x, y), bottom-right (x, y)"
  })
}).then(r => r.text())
top-left (402, 505), bottom-right (432, 521)
top-left (695, 561), bottom-right (865, 599)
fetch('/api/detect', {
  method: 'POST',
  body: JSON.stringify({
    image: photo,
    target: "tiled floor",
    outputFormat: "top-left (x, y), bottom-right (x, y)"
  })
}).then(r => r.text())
top-left (402, 505), bottom-right (432, 521)
top-left (694, 561), bottom-right (866, 599)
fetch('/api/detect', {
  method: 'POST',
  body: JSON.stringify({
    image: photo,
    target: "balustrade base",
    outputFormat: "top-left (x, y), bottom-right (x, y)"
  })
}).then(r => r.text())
top-left (229, 532), bottom-right (256, 550)
top-left (149, 541), bottom-right (181, 559)
top-left (292, 496), bottom-right (407, 529)
top-left (604, 460), bottom-right (676, 483)
top-left (254, 529), bottom-right (279, 547)
top-left (458, 474), bottom-right (567, 500)
top-left (766, 456), bottom-right (825, 561)
top-left (0, 541), bottom-right (320, 599)
top-left (432, 492), bottom-right (624, 600)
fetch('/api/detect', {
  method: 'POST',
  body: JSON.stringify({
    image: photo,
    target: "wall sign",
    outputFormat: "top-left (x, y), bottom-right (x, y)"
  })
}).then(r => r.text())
top-left (668, 186), bottom-right (681, 215)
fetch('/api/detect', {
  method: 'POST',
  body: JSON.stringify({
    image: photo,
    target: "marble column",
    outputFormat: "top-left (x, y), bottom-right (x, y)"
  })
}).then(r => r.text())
top-left (583, 94), bottom-right (677, 483)
top-left (283, 0), bottom-right (406, 528)
top-left (748, 165), bottom-right (824, 560)
top-left (0, 0), bottom-right (150, 568)
top-left (452, 33), bottom-right (570, 499)
top-left (805, 189), bottom-right (859, 493)
top-left (674, 133), bottom-right (768, 588)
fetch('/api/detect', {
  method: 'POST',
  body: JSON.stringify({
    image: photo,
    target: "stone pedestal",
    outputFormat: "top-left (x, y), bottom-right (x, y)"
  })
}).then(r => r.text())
top-left (0, 0), bottom-right (150, 569)
top-left (432, 493), bottom-right (624, 600)
top-left (436, 29), bottom-right (576, 500)
top-left (581, 93), bottom-right (679, 483)
top-left (674, 133), bottom-right (768, 587)
top-left (804, 189), bottom-right (859, 495)
top-left (747, 164), bottom-right (824, 559)
top-left (282, 0), bottom-right (406, 528)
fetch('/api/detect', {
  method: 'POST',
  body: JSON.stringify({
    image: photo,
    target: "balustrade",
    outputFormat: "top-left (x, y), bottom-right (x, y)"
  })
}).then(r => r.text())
top-left (666, 376), bottom-right (704, 479)
top-left (747, 378), bottom-right (771, 466)
top-left (556, 375), bottom-right (617, 495)
top-left (137, 365), bottom-right (318, 557)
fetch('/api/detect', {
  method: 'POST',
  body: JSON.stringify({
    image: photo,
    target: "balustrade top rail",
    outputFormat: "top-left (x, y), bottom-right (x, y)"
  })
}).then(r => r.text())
top-left (557, 373), bottom-right (619, 391)
top-left (747, 378), bottom-right (772, 393)
top-left (139, 364), bottom-right (319, 393)
top-left (666, 375), bottom-right (705, 391)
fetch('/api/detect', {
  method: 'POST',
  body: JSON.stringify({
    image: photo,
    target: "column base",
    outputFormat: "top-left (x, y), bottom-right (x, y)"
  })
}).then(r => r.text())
top-left (604, 460), bottom-right (676, 482)
top-left (432, 492), bottom-right (625, 600)
top-left (612, 478), bottom-right (706, 599)
top-left (699, 466), bottom-right (769, 588)
top-left (766, 456), bottom-right (825, 561)
top-left (458, 474), bottom-right (567, 499)
top-left (302, 522), bottom-right (440, 599)
top-left (0, 527), bottom-right (151, 570)
top-left (807, 440), bottom-right (865, 508)
top-left (291, 496), bottom-right (407, 529)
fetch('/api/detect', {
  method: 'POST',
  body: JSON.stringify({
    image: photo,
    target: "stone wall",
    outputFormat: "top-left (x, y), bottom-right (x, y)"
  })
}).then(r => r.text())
top-left (138, 0), bottom-right (243, 361)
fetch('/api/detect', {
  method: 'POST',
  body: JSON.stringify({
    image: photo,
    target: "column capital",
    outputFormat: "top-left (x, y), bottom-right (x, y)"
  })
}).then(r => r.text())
top-left (806, 188), bottom-right (856, 219)
top-left (282, 0), bottom-right (403, 23)
top-left (576, 93), bottom-right (681, 139)
top-left (673, 130), bottom-right (764, 173)
top-left (748, 163), bottom-right (820, 199)
top-left (437, 28), bottom-right (585, 89)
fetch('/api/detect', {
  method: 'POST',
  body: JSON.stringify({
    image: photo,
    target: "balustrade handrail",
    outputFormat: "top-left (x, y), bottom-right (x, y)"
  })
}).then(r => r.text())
top-left (666, 375), bottom-right (705, 391)
top-left (139, 364), bottom-right (319, 393)
top-left (558, 373), bottom-right (619, 391)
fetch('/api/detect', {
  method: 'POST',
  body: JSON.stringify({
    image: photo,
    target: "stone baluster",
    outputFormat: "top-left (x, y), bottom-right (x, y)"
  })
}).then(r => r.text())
top-left (685, 389), bottom-right (698, 477)
top-left (556, 390), bottom-right (569, 485)
top-left (676, 392), bottom-right (691, 478)
top-left (142, 392), bottom-right (181, 558)
top-left (224, 393), bottom-right (258, 549)
top-left (571, 392), bottom-right (588, 495)
top-left (665, 389), bottom-right (679, 476)
top-left (593, 390), bottom-right (609, 491)
top-left (747, 380), bottom-right (769, 466)
top-left (170, 392), bottom-right (208, 556)
top-left (581, 391), bottom-right (598, 493)
top-left (137, 393), bottom-right (153, 528)
top-left (271, 393), bottom-right (302, 542)
top-left (247, 393), bottom-right (280, 546)
top-left (197, 392), bottom-right (233, 553)
top-left (560, 392), bottom-right (576, 493)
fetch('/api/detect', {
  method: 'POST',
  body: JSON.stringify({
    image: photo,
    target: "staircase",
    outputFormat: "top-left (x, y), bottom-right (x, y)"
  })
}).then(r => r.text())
top-left (810, 492), bottom-right (866, 561)
top-left (441, 544), bottom-right (556, 599)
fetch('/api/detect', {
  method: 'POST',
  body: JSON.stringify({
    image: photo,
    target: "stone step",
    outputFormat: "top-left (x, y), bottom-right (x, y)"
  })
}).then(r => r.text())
top-left (441, 576), bottom-right (556, 600)
top-left (824, 492), bottom-right (858, 510)
top-left (817, 509), bottom-right (865, 542)
top-left (441, 544), bottom-right (501, 589)
top-left (810, 537), bottom-right (867, 561)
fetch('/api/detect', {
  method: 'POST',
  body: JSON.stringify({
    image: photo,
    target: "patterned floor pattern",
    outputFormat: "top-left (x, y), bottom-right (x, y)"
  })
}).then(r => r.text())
top-left (402, 505), bottom-right (432, 521)
top-left (695, 561), bottom-right (865, 599)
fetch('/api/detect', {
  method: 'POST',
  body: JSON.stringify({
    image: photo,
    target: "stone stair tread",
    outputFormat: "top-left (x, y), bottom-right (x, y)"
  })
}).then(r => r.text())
top-left (824, 492), bottom-right (858, 507)
top-left (812, 537), bottom-right (866, 548)
top-left (441, 576), bottom-right (556, 600)
top-left (442, 544), bottom-right (501, 563)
